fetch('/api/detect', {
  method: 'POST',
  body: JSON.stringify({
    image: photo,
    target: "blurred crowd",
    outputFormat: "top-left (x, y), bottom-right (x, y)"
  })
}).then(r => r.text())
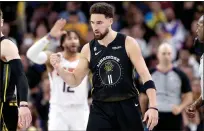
top-left (1, 1), bottom-right (204, 131)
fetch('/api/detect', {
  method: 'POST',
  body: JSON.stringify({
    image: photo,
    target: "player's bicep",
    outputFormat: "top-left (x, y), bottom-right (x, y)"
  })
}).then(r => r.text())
top-left (74, 43), bottom-right (90, 83)
top-left (125, 37), bottom-right (151, 83)
top-left (1, 40), bottom-right (20, 61)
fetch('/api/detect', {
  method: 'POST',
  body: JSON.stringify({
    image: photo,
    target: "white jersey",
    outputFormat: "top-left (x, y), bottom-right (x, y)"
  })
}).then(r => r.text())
top-left (48, 57), bottom-right (89, 106)
top-left (199, 54), bottom-right (203, 100)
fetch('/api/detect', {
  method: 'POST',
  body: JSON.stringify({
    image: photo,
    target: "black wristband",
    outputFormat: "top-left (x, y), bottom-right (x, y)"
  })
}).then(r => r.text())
top-left (20, 105), bottom-right (28, 107)
top-left (143, 80), bottom-right (156, 92)
top-left (149, 107), bottom-right (158, 111)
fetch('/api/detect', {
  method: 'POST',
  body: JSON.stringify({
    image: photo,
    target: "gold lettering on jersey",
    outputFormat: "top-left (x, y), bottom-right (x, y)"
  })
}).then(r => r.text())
top-left (97, 56), bottom-right (120, 67)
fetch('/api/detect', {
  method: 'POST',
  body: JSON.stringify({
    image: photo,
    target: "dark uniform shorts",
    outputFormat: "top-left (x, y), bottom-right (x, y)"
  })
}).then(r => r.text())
top-left (87, 97), bottom-right (145, 131)
top-left (0, 101), bottom-right (18, 131)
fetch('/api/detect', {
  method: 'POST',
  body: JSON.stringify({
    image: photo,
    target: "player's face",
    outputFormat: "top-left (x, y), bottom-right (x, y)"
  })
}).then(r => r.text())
top-left (196, 20), bottom-right (203, 41)
top-left (157, 45), bottom-right (173, 64)
top-left (62, 32), bottom-right (80, 53)
top-left (90, 14), bottom-right (113, 40)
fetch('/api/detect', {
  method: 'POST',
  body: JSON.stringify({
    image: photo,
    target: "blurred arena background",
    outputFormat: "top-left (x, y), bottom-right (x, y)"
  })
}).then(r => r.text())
top-left (0, 1), bottom-right (204, 131)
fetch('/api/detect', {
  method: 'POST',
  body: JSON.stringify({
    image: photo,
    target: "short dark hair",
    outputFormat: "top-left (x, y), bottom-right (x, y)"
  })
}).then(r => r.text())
top-left (0, 9), bottom-right (3, 19)
top-left (90, 2), bottom-right (114, 18)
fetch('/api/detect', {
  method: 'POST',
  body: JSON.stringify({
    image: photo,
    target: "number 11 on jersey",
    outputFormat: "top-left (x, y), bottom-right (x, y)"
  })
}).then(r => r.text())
top-left (63, 82), bottom-right (75, 93)
top-left (108, 74), bottom-right (113, 84)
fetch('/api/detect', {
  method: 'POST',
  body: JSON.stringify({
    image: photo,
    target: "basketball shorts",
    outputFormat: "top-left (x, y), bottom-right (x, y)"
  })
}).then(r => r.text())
top-left (48, 104), bottom-right (89, 130)
top-left (86, 97), bottom-right (145, 131)
top-left (0, 101), bottom-right (18, 131)
top-left (154, 112), bottom-right (182, 131)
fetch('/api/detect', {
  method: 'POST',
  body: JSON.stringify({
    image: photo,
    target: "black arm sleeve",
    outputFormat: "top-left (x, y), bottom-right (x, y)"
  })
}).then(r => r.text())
top-left (9, 59), bottom-right (29, 101)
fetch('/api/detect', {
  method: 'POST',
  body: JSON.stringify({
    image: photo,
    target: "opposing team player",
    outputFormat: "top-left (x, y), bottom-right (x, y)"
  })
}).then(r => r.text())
top-left (26, 19), bottom-right (90, 130)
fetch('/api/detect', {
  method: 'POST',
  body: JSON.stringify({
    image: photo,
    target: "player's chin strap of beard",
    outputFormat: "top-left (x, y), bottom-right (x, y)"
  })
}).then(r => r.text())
top-left (194, 37), bottom-right (204, 55)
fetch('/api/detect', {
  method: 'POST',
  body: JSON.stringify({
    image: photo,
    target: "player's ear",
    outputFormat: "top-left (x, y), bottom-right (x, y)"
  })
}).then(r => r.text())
top-left (110, 18), bottom-right (113, 25)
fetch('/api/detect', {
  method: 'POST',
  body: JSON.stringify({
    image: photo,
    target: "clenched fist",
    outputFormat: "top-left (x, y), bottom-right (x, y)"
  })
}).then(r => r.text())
top-left (50, 53), bottom-right (62, 69)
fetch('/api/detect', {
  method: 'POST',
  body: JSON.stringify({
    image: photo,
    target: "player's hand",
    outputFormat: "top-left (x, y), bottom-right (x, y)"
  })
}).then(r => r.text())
top-left (18, 106), bottom-right (32, 129)
top-left (143, 108), bottom-right (158, 131)
top-left (50, 53), bottom-right (62, 69)
top-left (185, 104), bottom-right (196, 118)
top-left (49, 18), bottom-right (67, 39)
top-left (172, 105), bottom-right (182, 115)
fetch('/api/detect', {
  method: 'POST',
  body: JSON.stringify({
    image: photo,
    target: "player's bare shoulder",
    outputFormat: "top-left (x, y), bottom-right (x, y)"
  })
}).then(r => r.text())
top-left (124, 36), bottom-right (140, 57)
top-left (1, 39), bottom-right (20, 61)
top-left (80, 43), bottom-right (91, 62)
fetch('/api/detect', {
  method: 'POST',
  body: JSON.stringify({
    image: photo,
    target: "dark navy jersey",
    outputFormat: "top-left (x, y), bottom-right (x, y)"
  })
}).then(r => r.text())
top-left (0, 36), bottom-right (17, 102)
top-left (89, 33), bottom-right (139, 102)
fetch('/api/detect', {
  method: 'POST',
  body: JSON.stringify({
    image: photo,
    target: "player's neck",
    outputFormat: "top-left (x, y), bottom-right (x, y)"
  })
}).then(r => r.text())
top-left (157, 63), bottom-right (173, 72)
top-left (63, 51), bottom-right (79, 62)
top-left (98, 29), bottom-right (117, 47)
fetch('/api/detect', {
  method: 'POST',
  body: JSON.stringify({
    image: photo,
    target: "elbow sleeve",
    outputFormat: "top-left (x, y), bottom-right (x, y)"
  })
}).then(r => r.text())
top-left (10, 59), bottom-right (29, 101)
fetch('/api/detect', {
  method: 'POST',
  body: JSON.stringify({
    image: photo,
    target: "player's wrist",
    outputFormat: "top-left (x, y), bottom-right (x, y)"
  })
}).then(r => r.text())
top-left (20, 101), bottom-right (28, 106)
top-left (148, 107), bottom-right (158, 111)
top-left (47, 33), bottom-right (57, 41)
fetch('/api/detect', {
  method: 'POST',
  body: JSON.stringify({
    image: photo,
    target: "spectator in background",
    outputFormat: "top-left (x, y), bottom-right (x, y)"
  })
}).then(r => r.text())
top-left (47, 11), bottom-right (58, 29)
top-left (2, 22), bottom-right (17, 44)
top-left (59, 2), bottom-right (87, 23)
top-left (144, 2), bottom-right (166, 30)
top-left (174, 49), bottom-right (200, 78)
top-left (34, 20), bottom-right (49, 41)
top-left (130, 25), bottom-right (150, 58)
top-left (63, 11), bottom-right (88, 43)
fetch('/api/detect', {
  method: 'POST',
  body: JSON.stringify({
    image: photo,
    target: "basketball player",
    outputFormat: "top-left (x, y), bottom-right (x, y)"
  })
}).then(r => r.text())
top-left (186, 15), bottom-right (204, 118)
top-left (50, 3), bottom-right (158, 131)
top-left (26, 19), bottom-right (90, 130)
top-left (0, 9), bottom-right (31, 130)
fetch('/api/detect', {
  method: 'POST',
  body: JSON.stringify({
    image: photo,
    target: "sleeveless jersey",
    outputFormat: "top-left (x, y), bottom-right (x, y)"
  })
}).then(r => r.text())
top-left (48, 56), bottom-right (89, 106)
top-left (0, 36), bottom-right (17, 102)
top-left (89, 33), bottom-right (139, 102)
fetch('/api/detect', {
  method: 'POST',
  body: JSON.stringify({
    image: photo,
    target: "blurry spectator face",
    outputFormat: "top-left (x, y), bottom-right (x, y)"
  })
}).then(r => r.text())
top-left (157, 43), bottom-right (173, 65)
top-left (66, 2), bottom-right (78, 12)
top-left (68, 13), bottom-right (79, 23)
top-left (150, 2), bottom-right (161, 12)
top-left (179, 49), bottom-right (190, 62)
top-left (61, 31), bottom-right (80, 53)
top-left (130, 25), bottom-right (145, 39)
top-left (36, 23), bottom-right (48, 38)
top-left (191, 20), bottom-right (197, 35)
top-left (134, 10), bottom-right (144, 25)
top-left (2, 22), bottom-right (10, 36)
top-left (196, 15), bottom-right (204, 41)
top-left (165, 8), bottom-right (175, 22)
top-left (191, 79), bottom-right (201, 94)
top-left (90, 14), bottom-right (113, 40)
